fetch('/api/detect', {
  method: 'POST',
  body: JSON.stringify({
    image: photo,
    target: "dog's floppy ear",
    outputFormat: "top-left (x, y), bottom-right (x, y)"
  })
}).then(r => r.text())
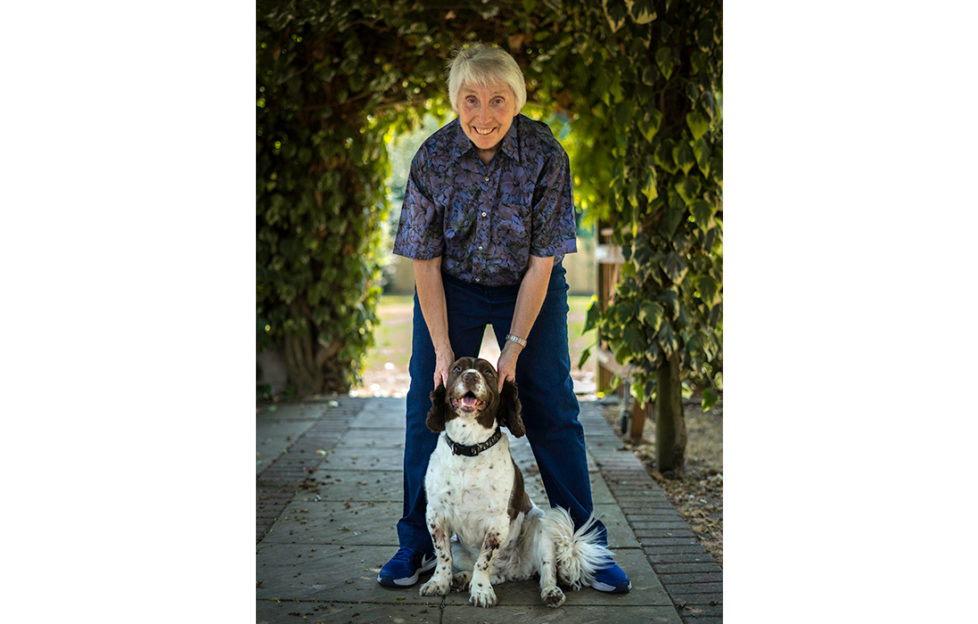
top-left (426, 383), bottom-right (448, 432)
top-left (498, 379), bottom-right (525, 437)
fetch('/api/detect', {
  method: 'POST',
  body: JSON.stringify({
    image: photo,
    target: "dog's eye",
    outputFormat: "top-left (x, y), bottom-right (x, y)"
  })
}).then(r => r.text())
top-left (452, 366), bottom-right (461, 373)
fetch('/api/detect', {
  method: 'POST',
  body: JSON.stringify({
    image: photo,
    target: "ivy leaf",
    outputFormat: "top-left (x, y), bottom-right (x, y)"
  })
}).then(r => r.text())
top-left (615, 301), bottom-right (636, 325)
top-left (629, 0), bottom-right (657, 24)
top-left (626, 178), bottom-right (639, 209)
top-left (674, 175), bottom-right (702, 205)
top-left (583, 299), bottom-right (601, 332)
top-left (697, 20), bottom-right (716, 50)
top-left (657, 320), bottom-right (679, 357)
top-left (672, 141), bottom-right (695, 175)
top-left (662, 251), bottom-right (688, 285)
top-left (577, 347), bottom-right (591, 370)
top-left (696, 274), bottom-right (720, 305)
top-left (641, 109), bottom-right (663, 142)
top-left (653, 140), bottom-right (677, 174)
top-left (623, 326), bottom-right (645, 355)
top-left (701, 387), bottom-right (719, 411)
top-left (686, 110), bottom-right (710, 140)
top-left (659, 193), bottom-right (685, 238)
top-left (690, 199), bottom-right (714, 232)
top-left (614, 342), bottom-right (633, 365)
top-left (658, 288), bottom-right (680, 319)
top-left (638, 301), bottom-right (664, 333)
top-left (691, 137), bottom-right (711, 173)
top-left (655, 47), bottom-right (674, 81)
top-left (609, 75), bottom-right (624, 104)
top-left (641, 169), bottom-right (658, 203)
top-left (604, 0), bottom-right (628, 32)
top-left (641, 64), bottom-right (656, 86)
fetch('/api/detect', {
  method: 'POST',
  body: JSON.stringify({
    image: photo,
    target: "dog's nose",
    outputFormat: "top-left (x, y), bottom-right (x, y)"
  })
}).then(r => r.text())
top-left (462, 371), bottom-right (479, 385)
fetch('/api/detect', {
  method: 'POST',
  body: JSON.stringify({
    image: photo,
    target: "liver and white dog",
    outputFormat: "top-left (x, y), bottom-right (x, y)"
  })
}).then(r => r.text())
top-left (419, 356), bottom-right (612, 608)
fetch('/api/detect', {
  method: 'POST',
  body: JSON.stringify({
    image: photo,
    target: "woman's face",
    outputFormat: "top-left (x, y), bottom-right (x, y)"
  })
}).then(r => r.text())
top-left (454, 80), bottom-right (519, 153)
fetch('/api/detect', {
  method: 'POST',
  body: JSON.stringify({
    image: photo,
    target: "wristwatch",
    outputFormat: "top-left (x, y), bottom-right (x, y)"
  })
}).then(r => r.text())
top-left (504, 333), bottom-right (527, 348)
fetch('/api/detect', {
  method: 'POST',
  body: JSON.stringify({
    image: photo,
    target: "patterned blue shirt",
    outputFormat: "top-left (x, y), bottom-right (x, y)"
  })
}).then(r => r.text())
top-left (392, 114), bottom-right (577, 287)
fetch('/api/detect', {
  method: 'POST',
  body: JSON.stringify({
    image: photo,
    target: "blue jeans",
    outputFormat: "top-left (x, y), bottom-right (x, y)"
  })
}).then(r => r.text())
top-left (396, 263), bottom-right (606, 553)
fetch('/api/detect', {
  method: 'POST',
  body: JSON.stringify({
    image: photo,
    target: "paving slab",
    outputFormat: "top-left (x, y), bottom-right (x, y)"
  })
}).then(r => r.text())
top-left (338, 428), bottom-right (407, 448)
top-left (317, 446), bottom-right (405, 471)
top-left (257, 542), bottom-right (441, 605)
top-left (257, 600), bottom-right (439, 624)
top-left (593, 503), bottom-right (641, 548)
top-left (309, 469), bottom-right (404, 501)
top-left (349, 407), bottom-right (406, 429)
top-left (260, 500), bottom-right (401, 546)
top-left (523, 469), bottom-right (614, 505)
top-left (442, 604), bottom-right (682, 624)
top-left (509, 436), bottom-right (599, 472)
top-left (257, 405), bottom-right (329, 474)
top-left (257, 403), bottom-right (332, 422)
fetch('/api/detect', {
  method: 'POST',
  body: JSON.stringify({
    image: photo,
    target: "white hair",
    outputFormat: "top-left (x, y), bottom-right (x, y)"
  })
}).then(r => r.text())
top-left (447, 43), bottom-right (526, 112)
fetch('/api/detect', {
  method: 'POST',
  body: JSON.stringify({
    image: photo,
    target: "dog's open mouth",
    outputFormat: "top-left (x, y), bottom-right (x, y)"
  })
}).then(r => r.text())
top-left (451, 391), bottom-right (486, 413)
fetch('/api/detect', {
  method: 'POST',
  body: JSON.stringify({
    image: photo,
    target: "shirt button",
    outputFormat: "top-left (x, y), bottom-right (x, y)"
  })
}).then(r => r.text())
top-left (478, 245), bottom-right (483, 250)
top-left (475, 277), bottom-right (480, 282)
top-left (484, 176), bottom-right (489, 182)
top-left (481, 212), bottom-right (487, 217)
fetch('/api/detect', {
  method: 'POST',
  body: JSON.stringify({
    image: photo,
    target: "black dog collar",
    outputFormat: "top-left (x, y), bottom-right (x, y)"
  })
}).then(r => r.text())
top-left (444, 427), bottom-right (502, 457)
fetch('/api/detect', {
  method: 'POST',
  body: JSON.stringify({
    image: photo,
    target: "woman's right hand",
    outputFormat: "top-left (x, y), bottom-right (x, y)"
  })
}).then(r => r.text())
top-left (433, 347), bottom-right (455, 388)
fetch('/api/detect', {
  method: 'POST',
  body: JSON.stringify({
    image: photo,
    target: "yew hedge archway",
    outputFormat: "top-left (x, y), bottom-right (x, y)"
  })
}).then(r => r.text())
top-left (257, 0), bottom-right (722, 473)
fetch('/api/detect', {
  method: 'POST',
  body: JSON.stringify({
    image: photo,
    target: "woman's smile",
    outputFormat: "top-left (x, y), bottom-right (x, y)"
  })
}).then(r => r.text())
top-left (454, 81), bottom-right (518, 157)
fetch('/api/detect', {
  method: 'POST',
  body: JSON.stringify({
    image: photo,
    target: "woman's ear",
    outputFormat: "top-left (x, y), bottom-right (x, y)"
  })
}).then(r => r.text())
top-left (426, 383), bottom-right (448, 432)
top-left (498, 379), bottom-right (525, 438)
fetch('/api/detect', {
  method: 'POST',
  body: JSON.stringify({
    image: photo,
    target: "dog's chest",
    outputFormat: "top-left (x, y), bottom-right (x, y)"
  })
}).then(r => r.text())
top-left (426, 438), bottom-right (514, 517)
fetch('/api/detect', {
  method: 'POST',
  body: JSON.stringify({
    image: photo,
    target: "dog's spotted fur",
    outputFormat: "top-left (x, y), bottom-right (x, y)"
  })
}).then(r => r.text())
top-left (419, 357), bottom-right (612, 608)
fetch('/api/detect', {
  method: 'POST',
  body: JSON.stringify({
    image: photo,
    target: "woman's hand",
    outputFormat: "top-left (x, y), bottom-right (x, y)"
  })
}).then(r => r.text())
top-left (433, 347), bottom-right (456, 389)
top-left (496, 341), bottom-right (522, 392)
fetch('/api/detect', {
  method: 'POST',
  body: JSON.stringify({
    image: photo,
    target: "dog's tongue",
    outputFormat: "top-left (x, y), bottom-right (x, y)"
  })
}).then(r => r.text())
top-left (461, 395), bottom-right (479, 409)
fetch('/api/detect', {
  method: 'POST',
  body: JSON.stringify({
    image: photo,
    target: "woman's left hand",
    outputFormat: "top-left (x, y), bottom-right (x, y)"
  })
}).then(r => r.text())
top-left (496, 341), bottom-right (521, 392)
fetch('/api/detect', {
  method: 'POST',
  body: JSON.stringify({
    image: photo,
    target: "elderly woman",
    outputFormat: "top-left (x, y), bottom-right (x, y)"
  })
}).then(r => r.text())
top-left (378, 43), bottom-right (630, 594)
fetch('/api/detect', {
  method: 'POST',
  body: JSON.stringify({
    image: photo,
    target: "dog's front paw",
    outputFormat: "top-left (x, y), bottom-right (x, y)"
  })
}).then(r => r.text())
top-left (468, 581), bottom-right (497, 608)
top-left (419, 578), bottom-right (449, 597)
top-left (451, 571), bottom-right (471, 592)
top-left (541, 585), bottom-right (565, 608)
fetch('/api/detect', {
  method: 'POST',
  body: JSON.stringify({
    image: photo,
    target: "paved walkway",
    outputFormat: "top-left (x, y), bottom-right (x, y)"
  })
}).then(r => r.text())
top-left (257, 397), bottom-right (722, 623)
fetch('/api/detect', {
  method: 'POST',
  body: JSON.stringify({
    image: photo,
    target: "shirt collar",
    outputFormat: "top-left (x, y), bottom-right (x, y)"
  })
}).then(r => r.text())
top-left (450, 115), bottom-right (522, 166)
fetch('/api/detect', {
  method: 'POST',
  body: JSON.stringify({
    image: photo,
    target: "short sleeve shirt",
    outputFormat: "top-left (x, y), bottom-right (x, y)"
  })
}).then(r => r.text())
top-left (392, 114), bottom-right (577, 287)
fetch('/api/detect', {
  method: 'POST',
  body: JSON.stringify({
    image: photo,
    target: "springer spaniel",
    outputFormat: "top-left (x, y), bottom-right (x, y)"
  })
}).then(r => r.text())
top-left (419, 356), bottom-right (612, 608)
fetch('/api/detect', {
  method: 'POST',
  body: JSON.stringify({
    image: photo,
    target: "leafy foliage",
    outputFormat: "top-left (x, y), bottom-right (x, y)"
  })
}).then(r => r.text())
top-left (256, 0), bottom-right (722, 404)
top-left (572, 1), bottom-right (724, 411)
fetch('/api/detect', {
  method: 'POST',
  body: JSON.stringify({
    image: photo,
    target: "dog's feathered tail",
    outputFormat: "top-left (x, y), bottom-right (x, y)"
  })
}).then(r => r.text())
top-left (542, 507), bottom-right (613, 591)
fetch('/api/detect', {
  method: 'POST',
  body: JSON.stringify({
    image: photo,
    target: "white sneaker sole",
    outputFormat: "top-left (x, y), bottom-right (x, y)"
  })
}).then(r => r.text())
top-left (377, 555), bottom-right (436, 587)
top-left (591, 580), bottom-right (632, 593)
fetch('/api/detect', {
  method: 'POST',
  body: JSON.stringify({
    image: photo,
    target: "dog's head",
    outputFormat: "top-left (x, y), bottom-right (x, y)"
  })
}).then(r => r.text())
top-left (426, 357), bottom-right (524, 437)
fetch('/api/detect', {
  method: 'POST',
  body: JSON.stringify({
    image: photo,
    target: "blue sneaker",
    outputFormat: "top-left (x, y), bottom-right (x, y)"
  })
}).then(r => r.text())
top-left (592, 561), bottom-right (631, 593)
top-left (377, 547), bottom-right (436, 587)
